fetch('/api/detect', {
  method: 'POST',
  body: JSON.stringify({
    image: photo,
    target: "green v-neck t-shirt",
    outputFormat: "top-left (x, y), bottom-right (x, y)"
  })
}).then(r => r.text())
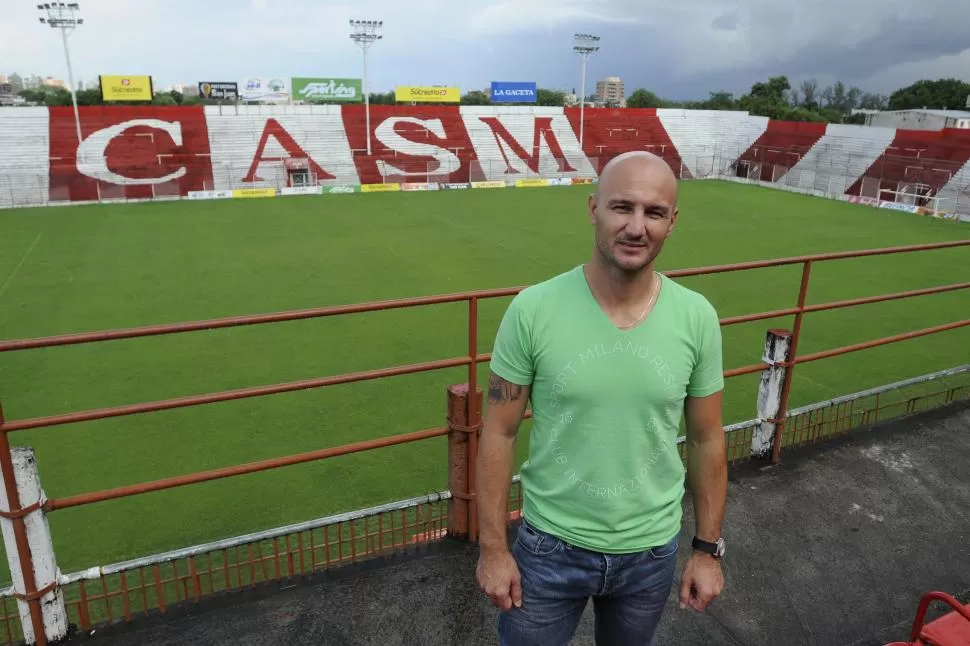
top-left (489, 265), bottom-right (724, 554)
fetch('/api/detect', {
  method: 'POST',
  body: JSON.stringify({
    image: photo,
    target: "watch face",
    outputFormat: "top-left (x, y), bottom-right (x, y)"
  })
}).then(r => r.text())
top-left (715, 538), bottom-right (726, 558)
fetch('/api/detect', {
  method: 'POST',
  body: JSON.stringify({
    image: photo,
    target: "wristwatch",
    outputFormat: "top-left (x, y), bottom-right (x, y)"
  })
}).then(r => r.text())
top-left (692, 536), bottom-right (726, 559)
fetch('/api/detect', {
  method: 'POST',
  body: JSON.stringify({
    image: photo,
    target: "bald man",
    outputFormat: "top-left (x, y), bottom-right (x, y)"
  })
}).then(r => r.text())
top-left (476, 152), bottom-right (727, 646)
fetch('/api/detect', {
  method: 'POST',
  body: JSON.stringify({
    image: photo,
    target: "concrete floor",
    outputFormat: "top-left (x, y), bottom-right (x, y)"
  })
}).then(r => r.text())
top-left (66, 400), bottom-right (970, 646)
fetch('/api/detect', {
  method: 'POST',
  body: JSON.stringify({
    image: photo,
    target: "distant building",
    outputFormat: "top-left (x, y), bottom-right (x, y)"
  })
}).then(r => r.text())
top-left (856, 109), bottom-right (970, 130)
top-left (595, 76), bottom-right (625, 107)
top-left (9, 73), bottom-right (23, 93)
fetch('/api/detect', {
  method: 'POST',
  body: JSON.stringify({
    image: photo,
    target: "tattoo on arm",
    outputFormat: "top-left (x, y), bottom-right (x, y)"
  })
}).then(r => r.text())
top-left (488, 373), bottom-right (525, 405)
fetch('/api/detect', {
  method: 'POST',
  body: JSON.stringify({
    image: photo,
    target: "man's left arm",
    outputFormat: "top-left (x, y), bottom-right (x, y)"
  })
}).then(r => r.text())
top-left (679, 391), bottom-right (727, 612)
top-left (679, 300), bottom-right (727, 612)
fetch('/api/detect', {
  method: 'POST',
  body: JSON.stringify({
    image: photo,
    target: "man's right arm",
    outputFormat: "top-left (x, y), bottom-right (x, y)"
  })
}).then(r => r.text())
top-left (477, 371), bottom-right (531, 553)
top-left (475, 370), bottom-right (530, 610)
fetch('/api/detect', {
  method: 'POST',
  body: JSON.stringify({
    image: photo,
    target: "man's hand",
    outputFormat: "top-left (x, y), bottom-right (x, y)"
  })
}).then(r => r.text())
top-left (477, 548), bottom-right (522, 612)
top-left (679, 552), bottom-right (724, 612)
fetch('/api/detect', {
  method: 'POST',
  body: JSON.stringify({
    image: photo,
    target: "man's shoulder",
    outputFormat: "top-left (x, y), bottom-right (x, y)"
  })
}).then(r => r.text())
top-left (509, 265), bottom-right (583, 311)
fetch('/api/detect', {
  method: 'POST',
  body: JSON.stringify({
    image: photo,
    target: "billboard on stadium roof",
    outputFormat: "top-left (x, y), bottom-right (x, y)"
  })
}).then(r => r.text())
top-left (490, 82), bottom-right (537, 103)
top-left (99, 75), bottom-right (153, 102)
top-left (395, 86), bottom-right (460, 103)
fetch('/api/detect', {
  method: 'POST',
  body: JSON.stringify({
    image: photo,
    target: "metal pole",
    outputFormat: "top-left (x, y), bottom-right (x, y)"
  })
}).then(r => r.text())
top-left (60, 26), bottom-right (83, 147)
top-left (579, 54), bottom-right (587, 148)
top-left (363, 43), bottom-right (371, 155)
top-left (350, 20), bottom-right (383, 158)
top-left (573, 33), bottom-right (599, 151)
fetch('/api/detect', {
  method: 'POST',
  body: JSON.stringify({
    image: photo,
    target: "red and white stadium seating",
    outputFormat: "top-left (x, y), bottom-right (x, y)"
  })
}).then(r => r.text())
top-left (0, 104), bottom-right (968, 220)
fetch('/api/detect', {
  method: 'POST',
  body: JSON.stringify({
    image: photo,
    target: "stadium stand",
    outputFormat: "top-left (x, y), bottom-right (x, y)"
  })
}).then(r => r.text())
top-left (563, 107), bottom-right (683, 175)
top-left (787, 123), bottom-right (898, 196)
top-left (461, 106), bottom-right (597, 181)
top-left (345, 105), bottom-right (477, 184)
top-left (733, 120), bottom-right (826, 183)
top-left (847, 127), bottom-right (970, 208)
top-left (658, 108), bottom-right (768, 179)
top-left (1, 105), bottom-right (970, 219)
top-left (0, 107), bottom-right (49, 207)
top-left (205, 104), bottom-right (359, 190)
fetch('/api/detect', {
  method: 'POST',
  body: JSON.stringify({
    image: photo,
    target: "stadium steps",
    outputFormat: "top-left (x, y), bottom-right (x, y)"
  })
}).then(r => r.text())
top-left (460, 106), bottom-right (596, 182)
top-left (786, 124), bottom-right (899, 195)
top-left (847, 128), bottom-right (970, 201)
top-left (733, 120), bottom-right (827, 183)
top-left (565, 108), bottom-right (684, 175)
top-left (657, 109), bottom-right (768, 179)
top-left (342, 105), bottom-right (475, 184)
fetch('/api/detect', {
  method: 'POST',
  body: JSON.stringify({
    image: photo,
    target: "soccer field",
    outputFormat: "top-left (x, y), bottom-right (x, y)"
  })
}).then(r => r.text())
top-left (0, 181), bottom-right (968, 577)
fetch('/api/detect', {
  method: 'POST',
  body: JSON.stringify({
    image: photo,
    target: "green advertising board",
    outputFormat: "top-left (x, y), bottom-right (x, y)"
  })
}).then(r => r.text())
top-left (322, 184), bottom-right (361, 194)
top-left (291, 77), bottom-right (363, 103)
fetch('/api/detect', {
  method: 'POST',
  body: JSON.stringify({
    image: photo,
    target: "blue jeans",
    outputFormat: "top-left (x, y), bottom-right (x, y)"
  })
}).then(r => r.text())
top-left (497, 519), bottom-right (679, 646)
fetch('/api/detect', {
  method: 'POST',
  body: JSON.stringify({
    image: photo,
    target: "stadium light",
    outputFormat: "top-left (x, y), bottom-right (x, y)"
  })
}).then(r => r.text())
top-left (573, 33), bottom-right (600, 149)
top-left (38, 2), bottom-right (85, 147)
top-left (350, 19), bottom-right (383, 156)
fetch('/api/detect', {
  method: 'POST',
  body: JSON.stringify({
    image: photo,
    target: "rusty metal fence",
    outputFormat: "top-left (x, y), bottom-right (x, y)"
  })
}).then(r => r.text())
top-left (0, 240), bottom-right (968, 644)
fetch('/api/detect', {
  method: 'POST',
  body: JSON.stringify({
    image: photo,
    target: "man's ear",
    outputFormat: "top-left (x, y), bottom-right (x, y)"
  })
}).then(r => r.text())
top-left (588, 192), bottom-right (598, 225)
top-left (666, 207), bottom-right (679, 237)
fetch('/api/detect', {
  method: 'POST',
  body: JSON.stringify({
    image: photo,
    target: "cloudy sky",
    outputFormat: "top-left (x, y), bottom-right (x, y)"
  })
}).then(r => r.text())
top-left (3, 0), bottom-right (970, 100)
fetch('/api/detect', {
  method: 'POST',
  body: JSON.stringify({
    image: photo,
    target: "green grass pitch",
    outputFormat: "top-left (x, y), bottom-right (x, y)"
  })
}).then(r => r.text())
top-left (0, 181), bottom-right (967, 579)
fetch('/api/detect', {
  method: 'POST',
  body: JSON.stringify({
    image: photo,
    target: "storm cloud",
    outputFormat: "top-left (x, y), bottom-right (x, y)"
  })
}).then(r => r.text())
top-left (1, 0), bottom-right (967, 99)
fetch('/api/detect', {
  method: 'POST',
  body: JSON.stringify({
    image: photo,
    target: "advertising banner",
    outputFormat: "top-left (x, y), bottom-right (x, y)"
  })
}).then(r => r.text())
top-left (361, 183), bottom-right (401, 193)
top-left (232, 188), bottom-right (277, 199)
top-left (395, 86), bottom-right (460, 103)
top-left (490, 82), bottom-right (537, 103)
top-left (878, 200), bottom-right (918, 213)
top-left (292, 78), bottom-right (363, 103)
top-left (322, 184), bottom-right (361, 194)
top-left (548, 178), bottom-right (573, 186)
top-left (471, 181), bottom-right (506, 189)
top-left (441, 182), bottom-right (471, 190)
top-left (515, 178), bottom-right (550, 188)
top-left (198, 82), bottom-right (239, 101)
top-left (99, 75), bottom-right (153, 102)
top-left (847, 195), bottom-right (879, 206)
top-left (401, 182), bottom-right (440, 191)
top-left (188, 190), bottom-right (233, 200)
top-left (280, 186), bottom-right (322, 196)
top-left (240, 77), bottom-right (290, 103)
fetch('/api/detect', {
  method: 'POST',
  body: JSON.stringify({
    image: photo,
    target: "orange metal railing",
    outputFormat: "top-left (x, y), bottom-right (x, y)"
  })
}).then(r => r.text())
top-left (0, 239), bottom-right (968, 645)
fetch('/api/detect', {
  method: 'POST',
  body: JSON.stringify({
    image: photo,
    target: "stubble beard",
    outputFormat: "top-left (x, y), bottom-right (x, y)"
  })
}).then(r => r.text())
top-left (598, 237), bottom-right (662, 276)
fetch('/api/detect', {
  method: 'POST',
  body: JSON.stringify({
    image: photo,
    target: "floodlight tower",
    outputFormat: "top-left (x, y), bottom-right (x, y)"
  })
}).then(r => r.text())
top-left (573, 33), bottom-right (600, 149)
top-left (38, 2), bottom-right (84, 147)
top-left (350, 19), bottom-right (383, 156)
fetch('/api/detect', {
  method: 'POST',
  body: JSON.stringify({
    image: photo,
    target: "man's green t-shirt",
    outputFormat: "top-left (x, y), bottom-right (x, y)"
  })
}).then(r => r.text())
top-left (489, 265), bottom-right (724, 554)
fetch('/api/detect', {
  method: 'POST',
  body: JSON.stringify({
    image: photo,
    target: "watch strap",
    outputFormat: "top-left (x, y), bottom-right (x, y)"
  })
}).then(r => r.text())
top-left (692, 536), bottom-right (723, 558)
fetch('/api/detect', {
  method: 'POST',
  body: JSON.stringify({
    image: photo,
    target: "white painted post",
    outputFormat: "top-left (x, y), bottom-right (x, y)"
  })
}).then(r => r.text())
top-left (0, 448), bottom-right (67, 644)
top-left (751, 329), bottom-right (792, 459)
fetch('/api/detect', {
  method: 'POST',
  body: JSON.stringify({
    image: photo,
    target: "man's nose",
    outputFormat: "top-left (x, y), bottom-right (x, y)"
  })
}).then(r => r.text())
top-left (624, 209), bottom-right (649, 236)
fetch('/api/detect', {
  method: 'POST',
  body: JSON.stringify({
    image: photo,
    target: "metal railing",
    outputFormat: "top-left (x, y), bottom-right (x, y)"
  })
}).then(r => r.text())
top-left (0, 240), bottom-right (968, 644)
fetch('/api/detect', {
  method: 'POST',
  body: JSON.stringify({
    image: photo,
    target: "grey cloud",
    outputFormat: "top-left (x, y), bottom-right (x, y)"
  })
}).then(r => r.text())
top-left (538, 0), bottom-right (970, 98)
top-left (711, 10), bottom-right (742, 32)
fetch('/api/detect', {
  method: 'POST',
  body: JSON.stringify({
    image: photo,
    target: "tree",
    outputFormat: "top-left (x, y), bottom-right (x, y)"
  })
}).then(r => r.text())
top-left (819, 85), bottom-right (834, 109)
top-left (858, 92), bottom-right (889, 110)
top-left (800, 79), bottom-right (818, 110)
top-left (739, 75), bottom-right (791, 119)
top-left (702, 91), bottom-right (739, 110)
top-left (626, 88), bottom-right (663, 108)
top-left (888, 78), bottom-right (970, 110)
top-left (535, 88), bottom-right (565, 106)
top-left (460, 90), bottom-right (490, 105)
